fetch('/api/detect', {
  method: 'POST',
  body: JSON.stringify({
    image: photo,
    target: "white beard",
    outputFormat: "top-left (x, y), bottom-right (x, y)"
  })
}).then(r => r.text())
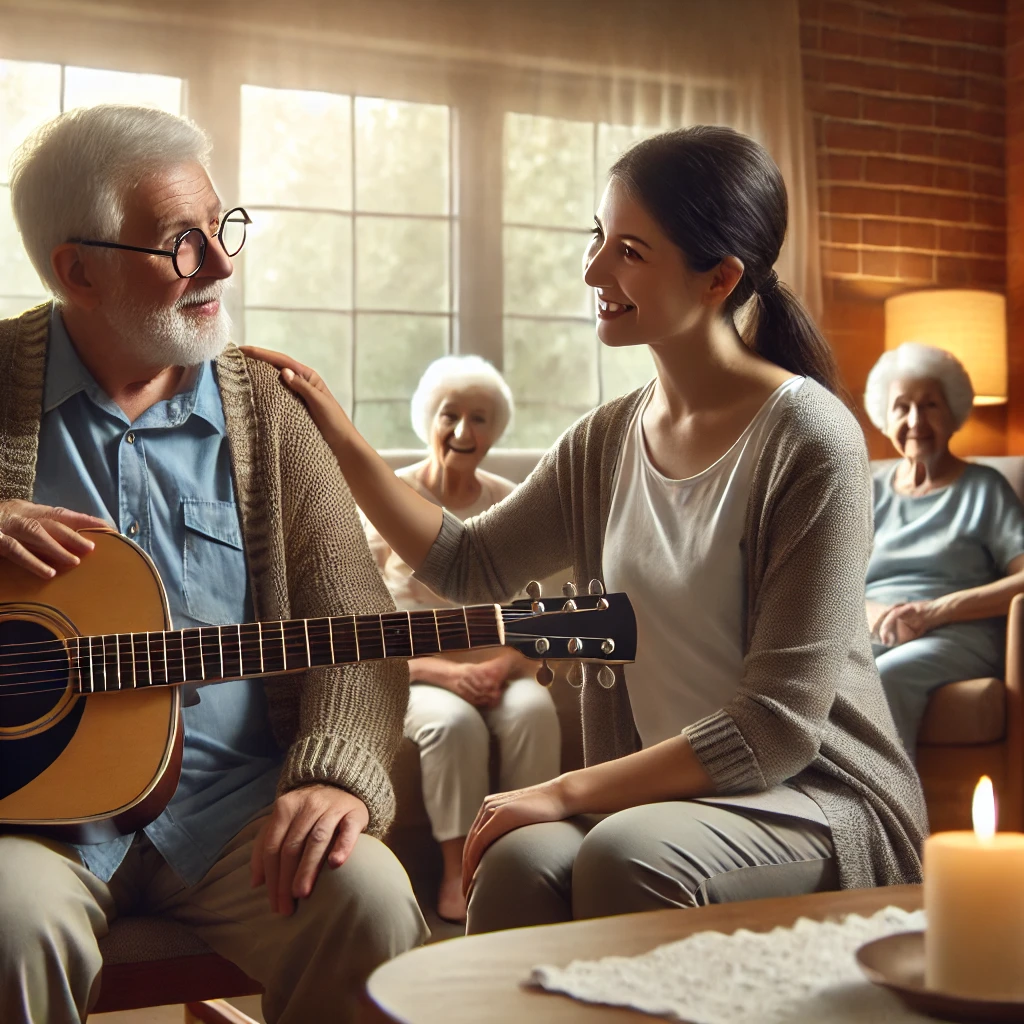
top-left (106, 280), bottom-right (232, 367)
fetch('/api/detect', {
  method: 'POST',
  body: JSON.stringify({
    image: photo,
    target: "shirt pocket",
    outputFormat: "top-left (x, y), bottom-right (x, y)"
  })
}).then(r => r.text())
top-left (182, 498), bottom-right (247, 626)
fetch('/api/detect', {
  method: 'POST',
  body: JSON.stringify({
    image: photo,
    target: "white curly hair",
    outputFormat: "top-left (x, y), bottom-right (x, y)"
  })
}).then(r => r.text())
top-left (864, 342), bottom-right (974, 431)
top-left (410, 355), bottom-right (514, 444)
top-left (9, 104), bottom-right (211, 301)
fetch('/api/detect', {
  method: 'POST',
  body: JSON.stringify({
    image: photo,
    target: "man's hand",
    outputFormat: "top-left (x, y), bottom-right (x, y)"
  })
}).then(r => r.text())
top-left (0, 500), bottom-right (109, 578)
top-left (250, 784), bottom-right (369, 915)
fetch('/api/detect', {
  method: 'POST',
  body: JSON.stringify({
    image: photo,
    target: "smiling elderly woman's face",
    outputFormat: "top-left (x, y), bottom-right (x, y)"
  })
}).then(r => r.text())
top-left (429, 386), bottom-right (500, 472)
top-left (885, 376), bottom-right (956, 463)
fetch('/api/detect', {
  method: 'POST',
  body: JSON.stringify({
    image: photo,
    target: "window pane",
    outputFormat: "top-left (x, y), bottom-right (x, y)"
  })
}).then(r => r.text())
top-left (0, 60), bottom-right (61, 185)
top-left (503, 318), bottom-right (598, 409)
top-left (244, 210), bottom-right (351, 310)
top-left (503, 227), bottom-right (590, 318)
top-left (356, 216), bottom-right (449, 312)
top-left (502, 404), bottom-right (587, 449)
top-left (600, 342), bottom-right (655, 398)
top-left (355, 400), bottom-right (422, 449)
top-left (504, 113), bottom-right (594, 228)
top-left (243, 310), bottom-right (353, 410)
top-left (0, 296), bottom-right (44, 319)
top-left (240, 86), bottom-right (352, 211)
top-left (0, 193), bottom-right (46, 298)
top-left (355, 98), bottom-right (449, 216)
top-left (63, 67), bottom-right (181, 114)
top-left (355, 313), bottom-right (447, 400)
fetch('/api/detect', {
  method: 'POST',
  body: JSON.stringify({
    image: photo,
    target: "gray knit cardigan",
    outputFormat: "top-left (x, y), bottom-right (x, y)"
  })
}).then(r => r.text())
top-left (0, 304), bottom-right (408, 837)
top-left (417, 377), bottom-right (928, 889)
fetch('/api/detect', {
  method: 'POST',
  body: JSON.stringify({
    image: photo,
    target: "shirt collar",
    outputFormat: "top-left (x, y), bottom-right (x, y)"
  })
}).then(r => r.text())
top-left (43, 306), bottom-right (225, 434)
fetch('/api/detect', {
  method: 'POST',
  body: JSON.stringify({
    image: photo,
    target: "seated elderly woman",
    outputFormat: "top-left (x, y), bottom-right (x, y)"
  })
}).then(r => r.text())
top-left (864, 342), bottom-right (1024, 754)
top-left (363, 355), bottom-right (560, 923)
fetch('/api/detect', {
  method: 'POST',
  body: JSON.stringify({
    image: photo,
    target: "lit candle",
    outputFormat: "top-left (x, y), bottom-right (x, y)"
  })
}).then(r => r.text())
top-left (924, 776), bottom-right (1024, 1000)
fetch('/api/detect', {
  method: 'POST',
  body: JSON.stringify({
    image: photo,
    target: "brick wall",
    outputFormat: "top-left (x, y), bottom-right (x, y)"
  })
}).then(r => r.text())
top-left (800, 0), bottom-right (1007, 457)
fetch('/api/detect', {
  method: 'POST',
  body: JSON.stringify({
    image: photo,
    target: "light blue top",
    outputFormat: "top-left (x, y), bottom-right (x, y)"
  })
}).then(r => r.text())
top-left (33, 311), bottom-right (282, 885)
top-left (867, 462), bottom-right (1024, 639)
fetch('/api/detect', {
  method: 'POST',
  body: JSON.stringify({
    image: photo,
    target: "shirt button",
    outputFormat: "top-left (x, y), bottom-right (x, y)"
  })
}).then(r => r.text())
top-left (128, 521), bottom-right (139, 536)
top-left (126, 432), bottom-right (135, 444)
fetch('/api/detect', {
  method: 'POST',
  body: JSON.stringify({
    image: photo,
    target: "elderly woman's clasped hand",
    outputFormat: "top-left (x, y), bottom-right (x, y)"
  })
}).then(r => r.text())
top-left (873, 600), bottom-right (946, 647)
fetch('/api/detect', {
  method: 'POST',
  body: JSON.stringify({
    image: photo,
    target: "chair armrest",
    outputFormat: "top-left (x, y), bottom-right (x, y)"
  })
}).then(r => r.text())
top-left (1003, 594), bottom-right (1024, 830)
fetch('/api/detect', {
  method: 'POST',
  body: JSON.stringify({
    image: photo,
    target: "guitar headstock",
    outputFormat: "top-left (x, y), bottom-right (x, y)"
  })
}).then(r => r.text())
top-left (501, 580), bottom-right (636, 664)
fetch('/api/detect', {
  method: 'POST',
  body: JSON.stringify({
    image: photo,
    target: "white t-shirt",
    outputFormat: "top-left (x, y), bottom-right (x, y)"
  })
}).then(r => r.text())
top-left (603, 376), bottom-right (805, 748)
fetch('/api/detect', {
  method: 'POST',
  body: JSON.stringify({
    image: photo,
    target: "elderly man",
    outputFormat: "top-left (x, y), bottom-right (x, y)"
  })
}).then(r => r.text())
top-left (0, 104), bottom-right (426, 1024)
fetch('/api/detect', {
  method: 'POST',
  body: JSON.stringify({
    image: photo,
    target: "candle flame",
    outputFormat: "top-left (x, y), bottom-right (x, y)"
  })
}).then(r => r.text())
top-left (972, 775), bottom-right (996, 840)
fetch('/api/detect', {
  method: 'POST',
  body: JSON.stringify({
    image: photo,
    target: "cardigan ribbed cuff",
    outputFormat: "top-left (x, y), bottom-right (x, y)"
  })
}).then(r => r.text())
top-left (683, 710), bottom-right (766, 794)
top-left (279, 732), bottom-right (396, 838)
top-left (413, 508), bottom-right (463, 593)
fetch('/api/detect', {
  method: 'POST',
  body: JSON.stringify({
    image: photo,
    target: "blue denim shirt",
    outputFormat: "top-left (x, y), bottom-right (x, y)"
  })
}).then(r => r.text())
top-left (33, 312), bottom-right (282, 885)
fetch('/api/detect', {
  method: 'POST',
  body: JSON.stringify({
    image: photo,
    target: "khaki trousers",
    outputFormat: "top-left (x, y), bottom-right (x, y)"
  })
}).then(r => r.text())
top-left (467, 800), bottom-right (837, 934)
top-left (0, 818), bottom-right (428, 1024)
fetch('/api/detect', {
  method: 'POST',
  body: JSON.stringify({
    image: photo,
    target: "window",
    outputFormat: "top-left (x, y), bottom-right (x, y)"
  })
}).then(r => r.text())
top-left (0, 60), bottom-right (183, 319)
top-left (501, 113), bottom-right (656, 446)
top-left (240, 86), bottom-right (454, 449)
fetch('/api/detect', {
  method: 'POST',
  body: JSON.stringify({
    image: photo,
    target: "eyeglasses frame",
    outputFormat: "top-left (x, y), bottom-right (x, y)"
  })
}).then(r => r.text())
top-left (69, 206), bottom-right (252, 279)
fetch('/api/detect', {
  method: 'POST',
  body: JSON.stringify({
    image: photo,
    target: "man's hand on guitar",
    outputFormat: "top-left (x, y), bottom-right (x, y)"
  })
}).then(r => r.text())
top-left (250, 784), bottom-right (370, 915)
top-left (0, 500), bottom-right (109, 578)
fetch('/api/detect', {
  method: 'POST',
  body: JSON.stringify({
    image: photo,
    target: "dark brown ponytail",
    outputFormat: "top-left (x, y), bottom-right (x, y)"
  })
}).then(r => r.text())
top-left (610, 126), bottom-right (845, 398)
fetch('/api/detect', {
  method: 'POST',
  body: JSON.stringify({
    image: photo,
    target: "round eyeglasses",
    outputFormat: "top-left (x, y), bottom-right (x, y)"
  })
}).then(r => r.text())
top-left (70, 207), bottom-right (251, 279)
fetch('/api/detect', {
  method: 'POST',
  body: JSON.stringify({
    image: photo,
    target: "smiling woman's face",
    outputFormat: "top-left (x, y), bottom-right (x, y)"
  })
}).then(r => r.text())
top-left (428, 386), bottom-right (500, 473)
top-left (885, 376), bottom-right (956, 463)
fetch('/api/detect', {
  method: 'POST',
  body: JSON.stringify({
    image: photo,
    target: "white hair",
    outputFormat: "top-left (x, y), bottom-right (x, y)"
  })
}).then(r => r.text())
top-left (9, 104), bottom-right (212, 301)
top-left (864, 342), bottom-right (974, 430)
top-left (410, 355), bottom-right (515, 444)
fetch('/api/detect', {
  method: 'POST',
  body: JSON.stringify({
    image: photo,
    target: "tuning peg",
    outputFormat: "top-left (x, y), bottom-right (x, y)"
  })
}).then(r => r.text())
top-left (562, 599), bottom-right (577, 612)
top-left (567, 637), bottom-right (583, 654)
top-left (597, 665), bottom-right (616, 689)
top-left (562, 582), bottom-right (577, 598)
top-left (601, 638), bottom-right (615, 655)
top-left (533, 637), bottom-right (550, 655)
top-left (567, 662), bottom-right (584, 688)
top-left (588, 579), bottom-right (605, 596)
top-left (535, 660), bottom-right (554, 687)
top-left (526, 581), bottom-right (542, 600)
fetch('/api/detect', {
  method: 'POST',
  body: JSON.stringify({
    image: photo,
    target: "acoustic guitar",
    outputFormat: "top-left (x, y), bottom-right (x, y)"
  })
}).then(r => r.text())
top-left (0, 530), bottom-right (636, 844)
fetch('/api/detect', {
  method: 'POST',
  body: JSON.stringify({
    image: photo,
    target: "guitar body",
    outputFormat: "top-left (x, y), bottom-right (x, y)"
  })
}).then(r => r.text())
top-left (0, 531), bottom-right (181, 843)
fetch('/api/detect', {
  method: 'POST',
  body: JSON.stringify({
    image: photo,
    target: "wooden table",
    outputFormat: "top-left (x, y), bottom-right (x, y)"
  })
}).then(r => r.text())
top-left (365, 884), bottom-right (923, 1024)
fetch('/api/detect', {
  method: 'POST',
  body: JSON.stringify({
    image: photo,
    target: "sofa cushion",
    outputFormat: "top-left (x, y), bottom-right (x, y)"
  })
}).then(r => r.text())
top-left (918, 677), bottom-right (1006, 746)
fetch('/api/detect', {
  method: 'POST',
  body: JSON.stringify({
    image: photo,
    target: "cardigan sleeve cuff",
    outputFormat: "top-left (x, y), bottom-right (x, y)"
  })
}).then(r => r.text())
top-left (412, 508), bottom-right (464, 592)
top-left (278, 732), bottom-right (397, 838)
top-left (683, 710), bottom-right (767, 794)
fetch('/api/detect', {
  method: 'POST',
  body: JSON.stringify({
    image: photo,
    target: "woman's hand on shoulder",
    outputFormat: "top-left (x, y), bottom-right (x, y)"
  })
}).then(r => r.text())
top-left (462, 780), bottom-right (570, 896)
top-left (239, 346), bottom-right (353, 450)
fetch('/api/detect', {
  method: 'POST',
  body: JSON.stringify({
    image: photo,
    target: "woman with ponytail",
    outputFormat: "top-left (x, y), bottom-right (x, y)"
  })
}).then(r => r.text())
top-left (243, 125), bottom-right (927, 932)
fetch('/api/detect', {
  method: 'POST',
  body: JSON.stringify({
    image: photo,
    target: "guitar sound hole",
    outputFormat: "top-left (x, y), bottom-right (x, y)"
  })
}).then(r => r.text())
top-left (0, 619), bottom-right (70, 729)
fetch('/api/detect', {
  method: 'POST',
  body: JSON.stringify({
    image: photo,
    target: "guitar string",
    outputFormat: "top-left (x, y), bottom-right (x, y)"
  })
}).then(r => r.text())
top-left (0, 608), bottom-right (544, 657)
top-left (0, 632), bottom-right (616, 692)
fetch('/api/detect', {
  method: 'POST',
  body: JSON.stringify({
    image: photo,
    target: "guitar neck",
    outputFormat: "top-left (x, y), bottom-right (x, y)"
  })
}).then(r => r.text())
top-left (70, 606), bottom-right (504, 694)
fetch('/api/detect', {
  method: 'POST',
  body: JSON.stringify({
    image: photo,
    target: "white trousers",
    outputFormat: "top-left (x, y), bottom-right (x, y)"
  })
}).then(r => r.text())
top-left (404, 678), bottom-right (561, 842)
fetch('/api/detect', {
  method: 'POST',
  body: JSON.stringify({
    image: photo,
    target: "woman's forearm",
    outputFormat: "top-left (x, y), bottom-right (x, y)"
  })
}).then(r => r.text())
top-left (553, 735), bottom-right (715, 816)
top-left (932, 571), bottom-right (1024, 625)
top-left (407, 656), bottom-right (456, 688)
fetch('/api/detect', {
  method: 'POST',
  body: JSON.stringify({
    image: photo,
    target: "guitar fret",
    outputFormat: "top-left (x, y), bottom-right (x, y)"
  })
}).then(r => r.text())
top-left (379, 616), bottom-right (387, 658)
top-left (145, 631), bottom-right (152, 687)
top-left (327, 617), bottom-right (335, 662)
top-left (257, 621), bottom-right (264, 674)
top-left (433, 610), bottom-right (441, 652)
top-left (218, 625), bottom-right (224, 679)
top-left (280, 621), bottom-right (287, 671)
top-left (462, 607), bottom-right (471, 648)
top-left (353, 615), bottom-right (360, 661)
top-left (303, 619), bottom-right (311, 666)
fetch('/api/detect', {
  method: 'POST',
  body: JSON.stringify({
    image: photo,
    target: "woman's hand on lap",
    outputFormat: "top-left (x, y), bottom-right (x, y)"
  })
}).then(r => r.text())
top-left (462, 780), bottom-right (570, 896)
top-left (877, 600), bottom-right (945, 646)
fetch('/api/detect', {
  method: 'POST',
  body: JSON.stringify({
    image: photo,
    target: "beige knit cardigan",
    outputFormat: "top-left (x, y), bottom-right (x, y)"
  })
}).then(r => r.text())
top-left (0, 304), bottom-right (408, 837)
top-left (417, 377), bottom-right (928, 889)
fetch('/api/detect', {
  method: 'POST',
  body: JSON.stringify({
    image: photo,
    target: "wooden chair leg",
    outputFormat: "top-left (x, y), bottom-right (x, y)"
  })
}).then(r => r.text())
top-left (184, 999), bottom-right (260, 1024)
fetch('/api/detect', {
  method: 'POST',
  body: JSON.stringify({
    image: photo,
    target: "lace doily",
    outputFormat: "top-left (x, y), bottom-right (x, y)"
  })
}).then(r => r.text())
top-left (528, 905), bottom-right (929, 1023)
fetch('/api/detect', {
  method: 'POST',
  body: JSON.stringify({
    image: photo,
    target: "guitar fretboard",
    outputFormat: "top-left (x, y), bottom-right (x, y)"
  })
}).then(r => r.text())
top-left (69, 606), bottom-right (503, 693)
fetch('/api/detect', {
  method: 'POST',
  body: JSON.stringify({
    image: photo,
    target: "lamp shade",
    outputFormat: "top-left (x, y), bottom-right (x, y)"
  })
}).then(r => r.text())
top-left (884, 289), bottom-right (1007, 405)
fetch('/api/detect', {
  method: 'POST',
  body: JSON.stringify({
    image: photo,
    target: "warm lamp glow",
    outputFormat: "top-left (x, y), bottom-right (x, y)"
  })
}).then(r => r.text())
top-left (972, 775), bottom-right (996, 840)
top-left (884, 290), bottom-right (1007, 405)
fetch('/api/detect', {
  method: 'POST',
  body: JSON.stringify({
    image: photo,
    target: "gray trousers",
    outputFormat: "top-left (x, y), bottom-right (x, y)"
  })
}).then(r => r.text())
top-left (467, 800), bottom-right (837, 934)
top-left (0, 818), bottom-right (428, 1024)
